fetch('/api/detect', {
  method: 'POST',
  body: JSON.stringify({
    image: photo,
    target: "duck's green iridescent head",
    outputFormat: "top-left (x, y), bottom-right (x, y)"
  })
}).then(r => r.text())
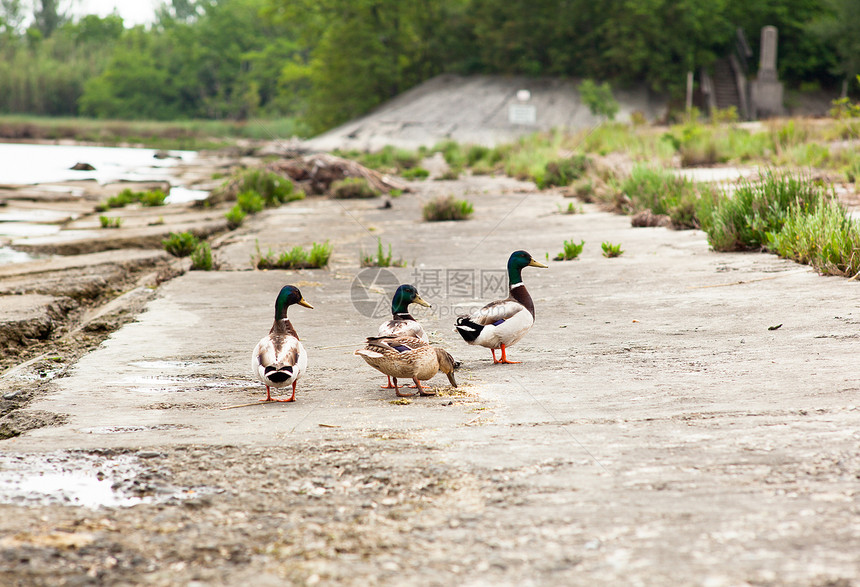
top-left (391, 284), bottom-right (431, 314)
top-left (507, 250), bottom-right (548, 285)
top-left (275, 285), bottom-right (313, 320)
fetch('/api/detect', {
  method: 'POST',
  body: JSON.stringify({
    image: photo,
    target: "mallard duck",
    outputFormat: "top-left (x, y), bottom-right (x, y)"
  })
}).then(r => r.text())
top-left (377, 284), bottom-right (431, 388)
top-left (355, 336), bottom-right (457, 397)
top-left (454, 250), bottom-right (547, 363)
top-left (252, 285), bottom-right (313, 402)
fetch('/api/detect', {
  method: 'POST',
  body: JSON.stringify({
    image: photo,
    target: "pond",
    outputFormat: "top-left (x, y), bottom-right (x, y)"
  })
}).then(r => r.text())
top-left (0, 142), bottom-right (196, 185)
top-left (0, 142), bottom-right (206, 264)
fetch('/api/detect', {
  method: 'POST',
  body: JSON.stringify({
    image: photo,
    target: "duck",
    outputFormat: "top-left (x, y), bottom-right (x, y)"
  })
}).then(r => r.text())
top-left (377, 284), bottom-right (431, 389)
top-left (252, 285), bottom-right (313, 402)
top-left (355, 336), bottom-right (457, 397)
top-left (454, 250), bottom-right (547, 363)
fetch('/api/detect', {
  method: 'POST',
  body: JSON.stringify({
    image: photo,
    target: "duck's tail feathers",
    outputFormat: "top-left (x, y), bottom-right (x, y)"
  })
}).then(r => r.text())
top-left (455, 316), bottom-right (483, 342)
top-left (355, 349), bottom-right (384, 359)
top-left (265, 365), bottom-right (293, 383)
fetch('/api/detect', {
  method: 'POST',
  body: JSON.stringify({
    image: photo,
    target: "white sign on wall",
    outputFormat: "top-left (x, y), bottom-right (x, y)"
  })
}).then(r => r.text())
top-left (509, 104), bottom-right (537, 125)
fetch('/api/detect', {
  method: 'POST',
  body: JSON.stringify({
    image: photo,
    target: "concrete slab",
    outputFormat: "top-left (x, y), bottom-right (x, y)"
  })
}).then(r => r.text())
top-left (306, 74), bottom-right (669, 151)
top-left (2, 175), bottom-right (859, 585)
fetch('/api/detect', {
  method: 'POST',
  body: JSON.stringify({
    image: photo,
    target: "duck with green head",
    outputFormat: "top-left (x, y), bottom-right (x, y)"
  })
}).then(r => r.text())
top-left (252, 285), bottom-right (313, 402)
top-left (377, 284), bottom-right (431, 388)
top-left (454, 250), bottom-right (547, 364)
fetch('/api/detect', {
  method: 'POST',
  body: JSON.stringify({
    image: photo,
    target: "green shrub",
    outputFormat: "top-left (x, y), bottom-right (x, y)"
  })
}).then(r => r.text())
top-left (707, 171), bottom-right (826, 251)
top-left (423, 195), bottom-right (474, 221)
top-left (237, 190), bottom-right (265, 213)
top-left (225, 205), bottom-right (246, 229)
top-left (139, 189), bottom-right (167, 207)
top-left (218, 167), bottom-right (300, 207)
top-left (621, 165), bottom-right (702, 229)
top-left (106, 188), bottom-right (137, 208)
top-left (540, 154), bottom-right (588, 188)
top-left (766, 199), bottom-right (860, 277)
top-left (401, 167), bottom-right (430, 180)
top-left (99, 215), bottom-right (122, 228)
top-left (190, 242), bottom-right (214, 271)
top-left (163, 231), bottom-right (199, 257)
top-left (434, 140), bottom-right (468, 170)
top-left (338, 146), bottom-right (421, 172)
top-left (555, 239), bottom-right (585, 260)
top-left (578, 79), bottom-right (619, 120)
top-left (601, 242), bottom-right (624, 257)
top-left (330, 177), bottom-right (379, 199)
top-left (254, 240), bottom-right (332, 269)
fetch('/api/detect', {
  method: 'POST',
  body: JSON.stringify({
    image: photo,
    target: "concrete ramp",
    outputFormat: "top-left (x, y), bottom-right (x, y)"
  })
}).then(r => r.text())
top-left (305, 74), bottom-right (668, 151)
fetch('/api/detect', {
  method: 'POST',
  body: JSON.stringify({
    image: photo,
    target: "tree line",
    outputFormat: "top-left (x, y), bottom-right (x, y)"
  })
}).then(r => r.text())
top-left (0, 0), bottom-right (857, 135)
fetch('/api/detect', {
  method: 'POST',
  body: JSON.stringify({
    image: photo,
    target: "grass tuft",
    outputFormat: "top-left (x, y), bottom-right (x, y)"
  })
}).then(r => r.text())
top-left (330, 177), bottom-right (380, 199)
top-left (361, 238), bottom-right (405, 267)
top-left (162, 232), bottom-right (199, 257)
top-left (555, 239), bottom-right (585, 261)
top-left (190, 242), bottom-right (215, 271)
top-left (99, 215), bottom-right (122, 229)
top-left (601, 242), bottom-right (624, 258)
top-left (225, 205), bottom-right (246, 229)
top-left (254, 240), bottom-right (332, 270)
top-left (423, 195), bottom-right (474, 221)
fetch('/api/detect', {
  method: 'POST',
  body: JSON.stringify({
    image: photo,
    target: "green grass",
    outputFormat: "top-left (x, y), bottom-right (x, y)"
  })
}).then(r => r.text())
top-left (540, 154), bottom-right (588, 188)
top-left (236, 190), bottom-right (265, 213)
top-left (361, 238), bottom-right (405, 267)
top-left (190, 242), bottom-right (214, 271)
top-left (335, 145), bottom-right (423, 173)
top-left (555, 239), bottom-right (585, 261)
top-left (706, 171), bottom-right (827, 252)
top-left (601, 242), bottom-right (624, 257)
top-left (330, 177), bottom-right (379, 199)
top-left (766, 199), bottom-right (860, 277)
top-left (98, 187), bottom-right (167, 211)
top-left (162, 232), bottom-right (199, 257)
top-left (254, 240), bottom-right (332, 270)
top-left (225, 205), bottom-right (246, 229)
top-left (621, 165), bottom-right (702, 229)
top-left (99, 215), bottom-right (122, 229)
top-left (401, 167), bottom-right (430, 180)
top-left (0, 114), bottom-right (308, 150)
top-left (557, 202), bottom-right (583, 215)
top-left (139, 189), bottom-right (167, 207)
top-left (423, 195), bottom-right (474, 221)
top-left (234, 168), bottom-right (302, 207)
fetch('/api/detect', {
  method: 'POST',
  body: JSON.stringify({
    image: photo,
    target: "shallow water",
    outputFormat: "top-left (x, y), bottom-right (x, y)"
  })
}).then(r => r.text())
top-left (0, 451), bottom-right (214, 509)
top-left (0, 142), bottom-right (196, 185)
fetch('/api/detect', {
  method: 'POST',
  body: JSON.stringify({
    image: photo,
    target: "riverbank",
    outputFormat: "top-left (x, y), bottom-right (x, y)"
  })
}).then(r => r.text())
top-left (1, 161), bottom-right (858, 584)
top-left (0, 115), bottom-right (306, 151)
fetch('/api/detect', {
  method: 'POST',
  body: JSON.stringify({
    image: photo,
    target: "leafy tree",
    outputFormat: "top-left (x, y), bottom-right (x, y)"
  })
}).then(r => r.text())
top-left (579, 79), bottom-right (619, 120)
top-left (0, 0), bottom-right (24, 32)
top-left (32, 0), bottom-right (68, 37)
top-left (808, 0), bottom-right (860, 92)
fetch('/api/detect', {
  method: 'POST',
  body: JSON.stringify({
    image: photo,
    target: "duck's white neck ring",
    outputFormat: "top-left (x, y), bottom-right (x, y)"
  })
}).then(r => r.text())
top-left (510, 282), bottom-right (525, 289)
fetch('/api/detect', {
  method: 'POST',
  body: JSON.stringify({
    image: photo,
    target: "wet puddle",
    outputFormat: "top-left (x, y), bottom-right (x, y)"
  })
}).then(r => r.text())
top-left (0, 451), bottom-right (216, 509)
top-left (0, 246), bottom-right (38, 265)
top-left (121, 361), bottom-right (234, 394)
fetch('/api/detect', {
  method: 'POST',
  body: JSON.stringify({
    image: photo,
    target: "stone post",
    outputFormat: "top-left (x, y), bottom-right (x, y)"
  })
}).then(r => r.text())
top-left (751, 26), bottom-right (784, 118)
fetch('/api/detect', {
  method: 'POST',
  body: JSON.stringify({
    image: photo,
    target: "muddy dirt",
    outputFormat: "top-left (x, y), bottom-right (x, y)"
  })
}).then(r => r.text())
top-left (1, 155), bottom-right (859, 585)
